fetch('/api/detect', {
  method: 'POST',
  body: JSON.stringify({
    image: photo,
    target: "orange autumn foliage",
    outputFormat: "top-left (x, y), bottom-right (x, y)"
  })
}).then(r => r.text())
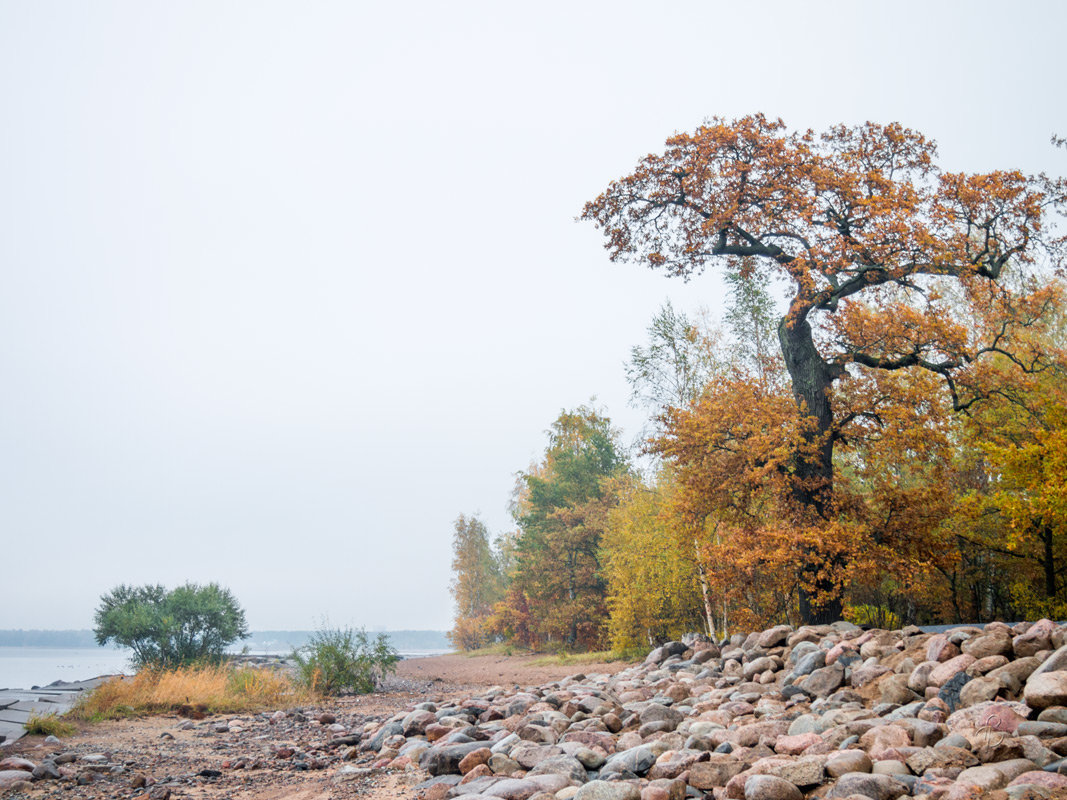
top-left (585, 115), bottom-right (1066, 623)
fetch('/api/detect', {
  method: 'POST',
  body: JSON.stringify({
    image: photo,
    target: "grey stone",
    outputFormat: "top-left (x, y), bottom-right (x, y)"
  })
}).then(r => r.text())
top-left (601, 745), bottom-right (656, 776)
top-left (527, 754), bottom-right (586, 783)
top-left (366, 720), bottom-right (404, 751)
top-left (937, 670), bottom-right (972, 712)
top-left (792, 650), bottom-right (826, 678)
top-left (799, 664), bottom-right (845, 697)
top-left (32, 760), bottom-right (60, 780)
top-left (787, 714), bottom-right (819, 736)
top-left (789, 641), bottom-right (820, 665)
top-left (1032, 646), bottom-right (1067, 678)
top-left (573, 780), bottom-right (642, 800)
top-left (639, 702), bottom-right (683, 730)
top-left (419, 741), bottom-right (488, 776)
top-left (484, 778), bottom-right (544, 799)
top-left (744, 774), bottom-right (803, 800)
top-left (1016, 721), bottom-right (1067, 737)
top-left (826, 772), bottom-right (908, 799)
top-left (1038, 706), bottom-right (1067, 725)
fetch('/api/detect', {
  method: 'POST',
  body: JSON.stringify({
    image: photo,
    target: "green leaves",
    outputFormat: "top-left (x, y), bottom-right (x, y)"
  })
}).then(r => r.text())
top-left (93, 582), bottom-right (249, 669)
top-left (507, 405), bottom-right (628, 650)
top-left (290, 625), bottom-right (399, 695)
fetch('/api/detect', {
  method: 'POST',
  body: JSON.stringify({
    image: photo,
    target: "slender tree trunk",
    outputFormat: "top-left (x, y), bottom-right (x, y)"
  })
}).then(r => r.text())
top-left (1043, 525), bottom-right (1056, 598)
top-left (694, 549), bottom-right (716, 640)
top-left (778, 313), bottom-right (844, 625)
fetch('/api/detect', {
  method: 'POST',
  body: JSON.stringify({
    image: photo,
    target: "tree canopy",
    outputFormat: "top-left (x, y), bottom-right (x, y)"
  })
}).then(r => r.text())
top-left (446, 118), bottom-right (1067, 650)
top-left (582, 115), bottom-right (1065, 623)
top-left (93, 582), bottom-right (249, 669)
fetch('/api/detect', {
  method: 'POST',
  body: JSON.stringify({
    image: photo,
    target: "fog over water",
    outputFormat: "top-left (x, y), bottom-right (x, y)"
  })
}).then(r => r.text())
top-left (2, 1), bottom-right (1065, 633)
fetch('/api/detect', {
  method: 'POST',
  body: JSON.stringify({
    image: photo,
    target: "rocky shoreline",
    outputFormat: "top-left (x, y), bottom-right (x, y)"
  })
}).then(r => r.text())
top-left (363, 620), bottom-right (1067, 800)
top-left (7, 622), bottom-right (1067, 798)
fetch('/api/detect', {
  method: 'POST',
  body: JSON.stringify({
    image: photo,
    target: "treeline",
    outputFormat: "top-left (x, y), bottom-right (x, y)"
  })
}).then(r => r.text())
top-left (245, 630), bottom-right (449, 652)
top-left (0, 629), bottom-right (449, 651)
top-left (0, 630), bottom-right (101, 647)
top-left (448, 117), bottom-right (1067, 652)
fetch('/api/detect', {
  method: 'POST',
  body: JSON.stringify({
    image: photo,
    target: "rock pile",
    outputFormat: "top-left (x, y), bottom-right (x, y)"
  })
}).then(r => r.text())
top-left (357, 620), bottom-right (1067, 800)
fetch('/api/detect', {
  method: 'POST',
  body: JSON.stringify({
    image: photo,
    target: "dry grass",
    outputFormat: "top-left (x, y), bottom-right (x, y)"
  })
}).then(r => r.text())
top-left (68, 665), bottom-right (317, 722)
top-left (528, 648), bottom-right (641, 667)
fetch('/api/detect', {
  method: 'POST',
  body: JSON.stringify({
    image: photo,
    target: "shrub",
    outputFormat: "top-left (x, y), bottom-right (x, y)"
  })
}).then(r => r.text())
top-left (69, 664), bottom-right (311, 721)
top-left (24, 712), bottom-right (75, 737)
top-left (291, 625), bottom-right (399, 695)
top-left (844, 603), bottom-right (902, 630)
top-left (93, 582), bottom-right (249, 669)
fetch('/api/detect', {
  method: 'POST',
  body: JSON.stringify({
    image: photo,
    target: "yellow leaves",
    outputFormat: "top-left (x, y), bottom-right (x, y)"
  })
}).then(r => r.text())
top-left (601, 477), bottom-right (706, 648)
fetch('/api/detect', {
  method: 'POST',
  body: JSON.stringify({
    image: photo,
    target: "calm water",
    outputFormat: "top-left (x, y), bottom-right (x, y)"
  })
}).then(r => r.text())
top-left (0, 646), bottom-right (449, 690)
top-left (0, 646), bottom-right (133, 690)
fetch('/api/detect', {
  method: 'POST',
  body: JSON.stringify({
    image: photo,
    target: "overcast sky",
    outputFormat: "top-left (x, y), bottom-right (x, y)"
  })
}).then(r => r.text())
top-left (2, 1), bottom-right (1065, 632)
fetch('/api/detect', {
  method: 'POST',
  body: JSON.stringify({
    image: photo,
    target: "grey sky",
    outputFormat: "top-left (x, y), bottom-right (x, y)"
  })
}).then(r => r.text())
top-left (2, 1), bottom-right (1064, 632)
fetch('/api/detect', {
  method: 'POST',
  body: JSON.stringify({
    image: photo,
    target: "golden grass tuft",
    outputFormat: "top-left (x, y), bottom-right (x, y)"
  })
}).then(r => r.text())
top-left (24, 712), bottom-right (76, 737)
top-left (68, 665), bottom-right (316, 722)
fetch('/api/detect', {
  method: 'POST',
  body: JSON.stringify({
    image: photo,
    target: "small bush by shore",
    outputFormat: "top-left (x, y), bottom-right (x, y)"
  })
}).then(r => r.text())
top-left (68, 664), bottom-right (314, 722)
top-left (291, 625), bottom-right (399, 695)
top-left (24, 712), bottom-right (76, 737)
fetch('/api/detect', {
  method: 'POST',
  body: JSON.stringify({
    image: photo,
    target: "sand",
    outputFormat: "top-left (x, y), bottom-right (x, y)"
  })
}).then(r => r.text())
top-left (0, 653), bottom-right (632, 799)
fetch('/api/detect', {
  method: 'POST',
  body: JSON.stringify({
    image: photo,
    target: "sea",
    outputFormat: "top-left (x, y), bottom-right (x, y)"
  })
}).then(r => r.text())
top-left (0, 646), bottom-right (133, 690)
top-left (0, 645), bottom-right (449, 691)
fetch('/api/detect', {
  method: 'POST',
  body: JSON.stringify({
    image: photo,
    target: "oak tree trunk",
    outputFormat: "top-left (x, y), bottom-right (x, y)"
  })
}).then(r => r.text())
top-left (779, 315), bottom-right (843, 625)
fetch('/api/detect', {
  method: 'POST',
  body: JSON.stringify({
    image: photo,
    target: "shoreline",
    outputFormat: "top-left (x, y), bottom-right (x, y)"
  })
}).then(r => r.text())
top-left (10, 624), bottom-right (1067, 800)
top-left (0, 652), bottom-right (631, 798)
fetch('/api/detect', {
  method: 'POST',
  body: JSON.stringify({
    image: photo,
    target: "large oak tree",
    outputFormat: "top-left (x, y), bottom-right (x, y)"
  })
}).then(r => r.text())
top-left (583, 115), bottom-right (1064, 623)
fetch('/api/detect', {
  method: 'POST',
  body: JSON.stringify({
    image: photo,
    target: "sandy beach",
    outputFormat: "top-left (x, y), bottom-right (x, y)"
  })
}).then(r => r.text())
top-left (0, 653), bottom-right (631, 799)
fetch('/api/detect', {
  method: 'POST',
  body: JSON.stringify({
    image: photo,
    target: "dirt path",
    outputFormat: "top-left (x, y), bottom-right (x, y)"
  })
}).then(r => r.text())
top-left (1, 654), bottom-right (631, 800)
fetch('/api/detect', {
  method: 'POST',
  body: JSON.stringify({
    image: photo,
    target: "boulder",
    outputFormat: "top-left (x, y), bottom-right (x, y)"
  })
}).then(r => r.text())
top-left (743, 774), bottom-right (803, 800)
top-left (826, 772), bottom-right (908, 799)
top-left (959, 675), bottom-right (1000, 707)
top-left (908, 661), bottom-right (939, 694)
top-left (758, 625), bottom-right (793, 649)
top-left (1008, 770), bottom-right (1067, 790)
top-left (574, 780), bottom-right (642, 800)
top-left (687, 758), bottom-right (747, 789)
top-left (0, 771), bottom-right (33, 790)
top-left (602, 745), bottom-right (656, 776)
top-left (962, 632), bottom-right (1013, 660)
top-left (928, 655), bottom-right (977, 687)
top-left (421, 741), bottom-right (496, 776)
top-left (527, 754), bottom-right (587, 783)
top-left (1032, 646), bottom-right (1067, 678)
top-left (799, 664), bottom-right (845, 698)
top-left (926, 634), bottom-right (961, 663)
top-left (458, 747), bottom-right (492, 774)
top-left (1026, 672), bottom-right (1067, 710)
top-left (825, 750), bottom-right (872, 778)
top-left (1014, 620), bottom-right (1057, 658)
